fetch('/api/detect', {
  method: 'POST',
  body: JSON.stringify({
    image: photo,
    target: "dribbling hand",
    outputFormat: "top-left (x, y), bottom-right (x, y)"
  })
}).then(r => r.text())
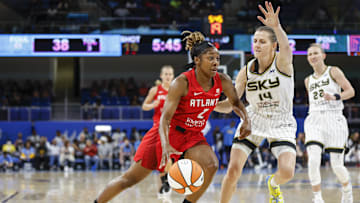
top-left (257, 1), bottom-right (280, 28)
top-left (159, 143), bottom-right (182, 169)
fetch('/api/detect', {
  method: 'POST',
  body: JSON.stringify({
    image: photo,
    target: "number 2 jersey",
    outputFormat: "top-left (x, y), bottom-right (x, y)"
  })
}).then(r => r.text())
top-left (170, 68), bottom-right (222, 132)
top-left (307, 66), bottom-right (343, 113)
top-left (152, 84), bottom-right (168, 126)
top-left (245, 56), bottom-right (294, 117)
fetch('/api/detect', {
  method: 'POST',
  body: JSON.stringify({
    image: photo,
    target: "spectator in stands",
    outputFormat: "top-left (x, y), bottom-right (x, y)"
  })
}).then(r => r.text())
top-left (27, 128), bottom-right (41, 148)
top-left (0, 152), bottom-right (14, 171)
top-left (47, 139), bottom-right (60, 170)
top-left (112, 128), bottom-right (126, 146)
top-left (59, 140), bottom-right (75, 171)
top-left (79, 127), bottom-right (91, 141)
top-left (221, 121), bottom-right (237, 164)
top-left (20, 140), bottom-right (36, 168)
top-left (296, 132), bottom-right (307, 167)
top-left (345, 131), bottom-right (360, 165)
top-left (15, 132), bottom-right (24, 149)
top-left (98, 136), bottom-right (113, 169)
top-left (212, 126), bottom-right (224, 167)
top-left (2, 139), bottom-right (16, 155)
top-left (119, 137), bottom-right (134, 169)
top-left (34, 137), bottom-right (49, 170)
top-left (83, 139), bottom-right (99, 170)
top-left (129, 127), bottom-right (140, 144)
top-left (54, 130), bottom-right (64, 147)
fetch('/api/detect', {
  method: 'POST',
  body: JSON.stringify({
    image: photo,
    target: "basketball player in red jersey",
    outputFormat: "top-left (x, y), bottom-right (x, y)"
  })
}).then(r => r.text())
top-left (139, 65), bottom-right (174, 197)
top-left (159, 31), bottom-right (251, 203)
top-left (94, 66), bottom-right (174, 203)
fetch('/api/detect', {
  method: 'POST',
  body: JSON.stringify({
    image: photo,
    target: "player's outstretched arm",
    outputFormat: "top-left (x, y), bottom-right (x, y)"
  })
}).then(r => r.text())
top-left (214, 67), bottom-right (247, 113)
top-left (257, 1), bottom-right (293, 75)
top-left (219, 72), bottom-right (251, 139)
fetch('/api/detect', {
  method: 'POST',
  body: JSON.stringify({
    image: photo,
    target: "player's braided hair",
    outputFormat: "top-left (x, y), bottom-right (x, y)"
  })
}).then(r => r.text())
top-left (182, 30), bottom-right (206, 51)
top-left (182, 30), bottom-right (215, 61)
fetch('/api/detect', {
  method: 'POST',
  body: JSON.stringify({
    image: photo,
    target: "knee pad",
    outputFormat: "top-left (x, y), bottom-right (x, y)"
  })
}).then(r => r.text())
top-left (330, 152), bottom-right (350, 184)
top-left (307, 145), bottom-right (322, 185)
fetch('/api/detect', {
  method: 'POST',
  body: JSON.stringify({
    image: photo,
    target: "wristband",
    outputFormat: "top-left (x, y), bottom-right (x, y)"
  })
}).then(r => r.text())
top-left (334, 94), bottom-right (341, 100)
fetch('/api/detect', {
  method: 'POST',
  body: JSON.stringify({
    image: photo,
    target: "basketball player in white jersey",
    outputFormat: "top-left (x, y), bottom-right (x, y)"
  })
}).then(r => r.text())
top-left (215, 2), bottom-right (296, 202)
top-left (304, 43), bottom-right (355, 203)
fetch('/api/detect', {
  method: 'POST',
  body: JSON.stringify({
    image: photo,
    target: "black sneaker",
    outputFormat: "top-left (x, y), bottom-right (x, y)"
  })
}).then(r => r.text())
top-left (158, 181), bottom-right (171, 198)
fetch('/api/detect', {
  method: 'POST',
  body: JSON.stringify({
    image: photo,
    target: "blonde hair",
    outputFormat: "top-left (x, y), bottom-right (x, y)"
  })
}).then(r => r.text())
top-left (154, 79), bottom-right (161, 86)
top-left (308, 43), bottom-right (325, 53)
top-left (181, 30), bottom-right (206, 51)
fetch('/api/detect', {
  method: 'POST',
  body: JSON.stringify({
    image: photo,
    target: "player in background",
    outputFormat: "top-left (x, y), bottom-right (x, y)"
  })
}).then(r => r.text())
top-left (159, 30), bottom-right (251, 203)
top-left (141, 65), bottom-right (174, 197)
top-left (94, 66), bottom-right (174, 202)
top-left (304, 43), bottom-right (355, 203)
top-left (215, 2), bottom-right (296, 202)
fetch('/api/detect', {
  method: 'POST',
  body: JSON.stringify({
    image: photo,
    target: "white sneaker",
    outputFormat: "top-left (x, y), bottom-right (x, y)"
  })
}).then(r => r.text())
top-left (341, 187), bottom-right (353, 203)
top-left (312, 196), bottom-right (324, 203)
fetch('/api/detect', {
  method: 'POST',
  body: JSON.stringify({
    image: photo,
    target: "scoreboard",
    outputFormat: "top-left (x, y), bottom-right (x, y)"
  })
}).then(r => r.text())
top-left (0, 34), bottom-right (357, 57)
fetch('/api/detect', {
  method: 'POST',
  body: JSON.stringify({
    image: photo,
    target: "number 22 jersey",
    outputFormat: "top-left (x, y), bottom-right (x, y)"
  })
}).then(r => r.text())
top-left (170, 68), bottom-right (222, 132)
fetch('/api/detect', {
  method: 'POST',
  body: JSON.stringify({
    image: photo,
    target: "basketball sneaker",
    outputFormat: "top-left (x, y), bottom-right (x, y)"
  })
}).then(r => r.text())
top-left (312, 196), bottom-right (324, 203)
top-left (341, 184), bottom-right (353, 203)
top-left (266, 175), bottom-right (284, 203)
top-left (158, 180), bottom-right (171, 199)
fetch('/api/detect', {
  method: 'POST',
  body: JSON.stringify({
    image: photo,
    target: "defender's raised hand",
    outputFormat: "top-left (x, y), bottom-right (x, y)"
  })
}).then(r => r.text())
top-left (257, 1), bottom-right (280, 28)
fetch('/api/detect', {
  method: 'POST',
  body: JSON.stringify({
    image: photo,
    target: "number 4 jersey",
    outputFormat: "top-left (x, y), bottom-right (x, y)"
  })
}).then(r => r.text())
top-left (170, 68), bottom-right (222, 132)
top-left (307, 66), bottom-right (343, 112)
top-left (245, 56), bottom-right (294, 116)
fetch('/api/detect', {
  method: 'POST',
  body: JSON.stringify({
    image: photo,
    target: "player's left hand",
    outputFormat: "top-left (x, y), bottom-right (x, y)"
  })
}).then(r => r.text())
top-left (324, 93), bottom-right (336, 100)
top-left (257, 1), bottom-right (280, 28)
top-left (238, 118), bottom-right (251, 140)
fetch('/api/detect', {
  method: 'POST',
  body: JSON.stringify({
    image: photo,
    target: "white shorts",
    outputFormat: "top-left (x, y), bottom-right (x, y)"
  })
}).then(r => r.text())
top-left (304, 111), bottom-right (348, 153)
top-left (233, 111), bottom-right (297, 158)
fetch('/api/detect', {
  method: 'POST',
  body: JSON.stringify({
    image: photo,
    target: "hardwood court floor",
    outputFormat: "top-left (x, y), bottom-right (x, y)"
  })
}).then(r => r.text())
top-left (1, 167), bottom-right (359, 203)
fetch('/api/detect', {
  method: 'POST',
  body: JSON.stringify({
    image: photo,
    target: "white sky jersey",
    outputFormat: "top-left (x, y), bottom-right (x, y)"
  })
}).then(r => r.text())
top-left (245, 56), bottom-right (294, 116)
top-left (307, 66), bottom-right (343, 112)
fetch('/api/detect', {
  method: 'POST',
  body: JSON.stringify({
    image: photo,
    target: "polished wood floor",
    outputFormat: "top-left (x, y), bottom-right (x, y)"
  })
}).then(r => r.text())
top-left (1, 167), bottom-right (359, 203)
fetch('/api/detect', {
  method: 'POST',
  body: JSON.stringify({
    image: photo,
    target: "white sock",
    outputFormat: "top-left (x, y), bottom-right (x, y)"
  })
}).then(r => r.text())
top-left (270, 177), bottom-right (279, 187)
top-left (313, 191), bottom-right (322, 199)
top-left (343, 182), bottom-right (352, 192)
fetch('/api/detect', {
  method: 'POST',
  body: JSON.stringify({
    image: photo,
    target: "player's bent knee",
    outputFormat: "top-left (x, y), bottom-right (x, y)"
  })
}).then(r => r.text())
top-left (227, 164), bottom-right (242, 180)
top-left (279, 165), bottom-right (294, 180)
top-left (204, 158), bottom-right (218, 174)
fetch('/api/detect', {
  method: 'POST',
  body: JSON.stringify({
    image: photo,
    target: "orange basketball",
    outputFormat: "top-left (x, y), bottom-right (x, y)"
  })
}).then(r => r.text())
top-left (167, 159), bottom-right (204, 195)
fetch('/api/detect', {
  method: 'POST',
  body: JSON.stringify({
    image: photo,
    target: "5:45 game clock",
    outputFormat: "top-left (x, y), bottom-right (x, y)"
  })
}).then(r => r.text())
top-left (152, 37), bottom-right (183, 53)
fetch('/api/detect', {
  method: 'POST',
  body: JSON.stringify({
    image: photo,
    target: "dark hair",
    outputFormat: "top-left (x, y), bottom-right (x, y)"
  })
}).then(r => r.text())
top-left (255, 26), bottom-right (277, 43)
top-left (182, 30), bottom-right (215, 61)
top-left (182, 31), bottom-right (216, 70)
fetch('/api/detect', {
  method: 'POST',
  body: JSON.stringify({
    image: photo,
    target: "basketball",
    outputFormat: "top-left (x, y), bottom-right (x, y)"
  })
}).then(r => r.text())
top-left (167, 159), bottom-right (204, 195)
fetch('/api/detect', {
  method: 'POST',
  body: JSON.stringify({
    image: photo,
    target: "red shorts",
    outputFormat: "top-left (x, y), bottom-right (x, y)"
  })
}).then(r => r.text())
top-left (134, 125), bottom-right (208, 172)
top-left (133, 126), bottom-right (162, 171)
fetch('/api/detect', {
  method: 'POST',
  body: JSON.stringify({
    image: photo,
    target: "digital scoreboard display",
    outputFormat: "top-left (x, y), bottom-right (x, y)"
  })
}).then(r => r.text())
top-left (120, 35), bottom-right (233, 55)
top-left (0, 34), bottom-right (121, 56)
top-left (234, 34), bottom-right (348, 55)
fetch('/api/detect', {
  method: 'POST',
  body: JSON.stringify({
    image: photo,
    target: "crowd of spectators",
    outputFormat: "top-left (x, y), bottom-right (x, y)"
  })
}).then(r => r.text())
top-left (1, 125), bottom-right (360, 172)
top-left (0, 127), bottom-right (144, 172)
top-left (0, 80), bottom-right (53, 107)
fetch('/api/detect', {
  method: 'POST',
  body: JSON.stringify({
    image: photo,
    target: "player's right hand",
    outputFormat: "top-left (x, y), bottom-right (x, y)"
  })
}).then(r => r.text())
top-left (238, 119), bottom-right (251, 140)
top-left (152, 100), bottom-right (160, 108)
top-left (159, 143), bottom-right (182, 169)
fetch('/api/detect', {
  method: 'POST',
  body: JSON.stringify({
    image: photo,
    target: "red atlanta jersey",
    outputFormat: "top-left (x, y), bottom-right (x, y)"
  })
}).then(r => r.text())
top-left (153, 84), bottom-right (168, 125)
top-left (170, 68), bottom-right (222, 132)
